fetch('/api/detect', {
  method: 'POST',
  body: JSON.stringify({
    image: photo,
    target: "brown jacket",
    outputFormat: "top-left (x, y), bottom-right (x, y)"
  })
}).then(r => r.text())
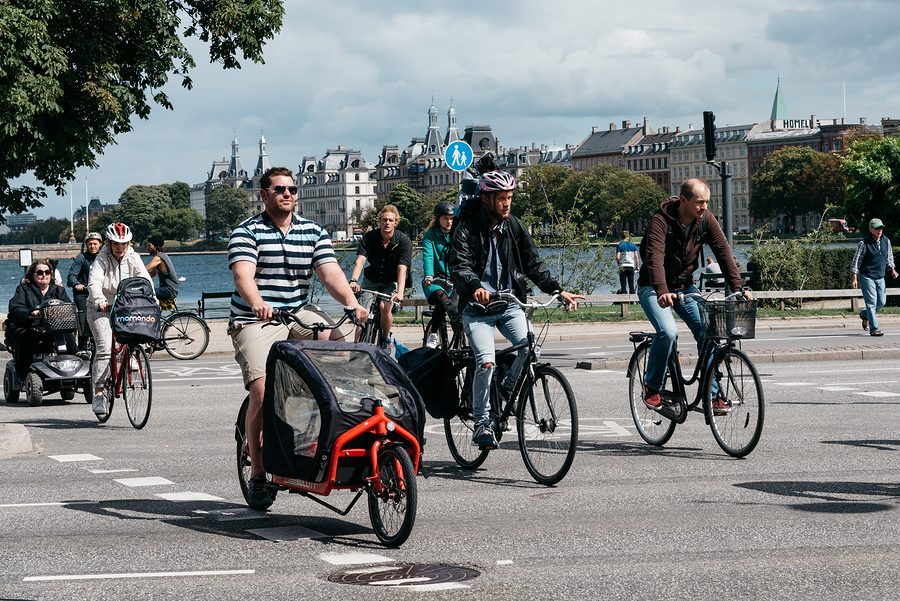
top-left (636, 197), bottom-right (742, 296)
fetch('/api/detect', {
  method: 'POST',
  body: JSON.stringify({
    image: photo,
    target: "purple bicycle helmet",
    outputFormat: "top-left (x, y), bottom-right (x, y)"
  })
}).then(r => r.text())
top-left (478, 170), bottom-right (516, 194)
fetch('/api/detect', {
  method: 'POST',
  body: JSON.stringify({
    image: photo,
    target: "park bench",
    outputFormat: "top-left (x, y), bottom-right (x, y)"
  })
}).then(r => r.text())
top-left (198, 291), bottom-right (233, 320)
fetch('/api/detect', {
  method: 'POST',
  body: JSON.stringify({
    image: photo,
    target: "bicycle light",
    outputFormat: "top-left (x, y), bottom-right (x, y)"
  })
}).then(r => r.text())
top-left (386, 421), bottom-right (396, 432)
top-left (534, 344), bottom-right (541, 358)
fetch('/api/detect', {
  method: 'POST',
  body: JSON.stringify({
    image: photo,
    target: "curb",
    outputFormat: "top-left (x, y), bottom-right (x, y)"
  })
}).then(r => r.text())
top-left (0, 423), bottom-right (32, 459)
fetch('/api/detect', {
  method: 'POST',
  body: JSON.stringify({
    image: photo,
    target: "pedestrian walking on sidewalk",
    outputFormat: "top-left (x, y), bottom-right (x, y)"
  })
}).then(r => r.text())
top-left (851, 218), bottom-right (898, 337)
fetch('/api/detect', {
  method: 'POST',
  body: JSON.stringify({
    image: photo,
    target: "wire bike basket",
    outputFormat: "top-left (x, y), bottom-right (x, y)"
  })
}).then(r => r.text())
top-left (40, 300), bottom-right (79, 333)
top-left (700, 299), bottom-right (757, 340)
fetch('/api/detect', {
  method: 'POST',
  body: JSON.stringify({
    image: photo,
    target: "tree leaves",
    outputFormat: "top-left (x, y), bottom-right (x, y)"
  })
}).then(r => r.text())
top-left (0, 0), bottom-right (284, 216)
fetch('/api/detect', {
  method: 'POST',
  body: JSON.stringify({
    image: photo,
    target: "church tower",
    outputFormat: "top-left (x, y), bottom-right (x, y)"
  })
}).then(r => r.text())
top-left (770, 78), bottom-right (789, 121)
top-left (423, 99), bottom-right (445, 157)
top-left (254, 133), bottom-right (271, 177)
top-left (445, 99), bottom-right (460, 145)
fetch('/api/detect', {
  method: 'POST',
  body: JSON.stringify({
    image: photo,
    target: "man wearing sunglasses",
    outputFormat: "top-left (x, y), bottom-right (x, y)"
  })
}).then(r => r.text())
top-left (228, 166), bottom-right (368, 510)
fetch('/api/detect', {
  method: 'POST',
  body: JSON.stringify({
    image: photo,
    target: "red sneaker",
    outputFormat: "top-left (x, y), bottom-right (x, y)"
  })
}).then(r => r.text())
top-left (712, 397), bottom-right (732, 416)
top-left (643, 384), bottom-right (662, 411)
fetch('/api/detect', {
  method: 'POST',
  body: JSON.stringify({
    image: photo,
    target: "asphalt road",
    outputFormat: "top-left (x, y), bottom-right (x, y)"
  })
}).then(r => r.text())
top-left (2, 350), bottom-right (900, 600)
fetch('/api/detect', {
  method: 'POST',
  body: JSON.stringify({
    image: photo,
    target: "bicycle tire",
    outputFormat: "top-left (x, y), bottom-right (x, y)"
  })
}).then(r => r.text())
top-left (367, 446), bottom-right (417, 547)
top-left (235, 395), bottom-right (276, 506)
top-left (444, 358), bottom-right (490, 469)
top-left (96, 380), bottom-right (114, 423)
top-left (161, 313), bottom-right (210, 360)
top-left (517, 365), bottom-right (578, 486)
top-left (705, 347), bottom-right (764, 457)
top-left (628, 341), bottom-right (676, 446)
top-left (123, 345), bottom-right (152, 429)
top-left (422, 318), bottom-right (448, 350)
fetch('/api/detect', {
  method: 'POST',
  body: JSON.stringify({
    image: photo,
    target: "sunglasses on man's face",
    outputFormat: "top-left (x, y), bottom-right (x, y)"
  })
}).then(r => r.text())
top-left (269, 185), bottom-right (298, 196)
top-left (34, 269), bottom-right (51, 276)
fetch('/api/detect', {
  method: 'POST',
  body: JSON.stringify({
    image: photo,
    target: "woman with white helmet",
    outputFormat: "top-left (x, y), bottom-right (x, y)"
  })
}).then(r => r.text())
top-left (86, 223), bottom-right (153, 415)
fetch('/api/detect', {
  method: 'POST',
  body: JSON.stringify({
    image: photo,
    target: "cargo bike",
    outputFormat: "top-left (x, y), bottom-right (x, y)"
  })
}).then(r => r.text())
top-left (235, 308), bottom-right (425, 547)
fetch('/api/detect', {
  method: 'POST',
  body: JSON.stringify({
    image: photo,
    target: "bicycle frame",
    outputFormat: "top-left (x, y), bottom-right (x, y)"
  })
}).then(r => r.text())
top-left (109, 335), bottom-right (143, 398)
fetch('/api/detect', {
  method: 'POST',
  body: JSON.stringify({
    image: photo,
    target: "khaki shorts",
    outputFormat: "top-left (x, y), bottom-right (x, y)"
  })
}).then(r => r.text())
top-left (229, 305), bottom-right (335, 389)
top-left (359, 279), bottom-right (398, 313)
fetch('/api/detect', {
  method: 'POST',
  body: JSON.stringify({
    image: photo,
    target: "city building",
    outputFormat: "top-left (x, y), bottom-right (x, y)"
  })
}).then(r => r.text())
top-left (496, 142), bottom-right (575, 180)
top-left (572, 119), bottom-right (651, 170)
top-left (623, 127), bottom-right (678, 194)
top-left (375, 101), bottom-right (498, 201)
top-left (3, 213), bottom-right (40, 232)
top-left (191, 135), bottom-right (270, 219)
top-left (296, 146), bottom-right (376, 237)
top-left (72, 197), bottom-right (116, 224)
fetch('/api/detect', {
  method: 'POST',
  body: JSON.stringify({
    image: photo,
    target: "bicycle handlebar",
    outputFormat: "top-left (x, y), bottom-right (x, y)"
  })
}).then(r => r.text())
top-left (489, 291), bottom-right (565, 310)
top-left (269, 305), bottom-right (362, 332)
top-left (358, 288), bottom-right (400, 308)
top-left (676, 290), bottom-right (750, 304)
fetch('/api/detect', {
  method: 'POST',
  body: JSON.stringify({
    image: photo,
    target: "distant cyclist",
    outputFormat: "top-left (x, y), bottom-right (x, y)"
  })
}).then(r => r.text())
top-left (449, 170), bottom-right (583, 448)
top-left (637, 179), bottom-right (752, 412)
top-left (422, 201), bottom-right (458, 347)
top-left (67, 232), bottom-right (103, 351)
top-left (87, 223), bottom-right (153, 415)
top-left (145, 235), bottom-right (179, 303)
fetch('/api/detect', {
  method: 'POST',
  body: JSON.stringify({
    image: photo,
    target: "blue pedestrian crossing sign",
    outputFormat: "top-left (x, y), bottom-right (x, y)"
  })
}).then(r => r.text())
top-left (445, 141), bottom-right (474, 172)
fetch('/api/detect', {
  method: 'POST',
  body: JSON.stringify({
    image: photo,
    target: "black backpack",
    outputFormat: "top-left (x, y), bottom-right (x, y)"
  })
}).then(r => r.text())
top-left (109, 277), bottom-right (161, 344)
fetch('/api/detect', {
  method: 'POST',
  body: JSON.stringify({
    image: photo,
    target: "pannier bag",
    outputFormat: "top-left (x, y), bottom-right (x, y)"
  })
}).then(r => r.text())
top-left (262, 340), bottom-right (426, 483)
top-left (109, 277), bottom-right (161, 344)
top-left (398, 346), bottom-right (457, 419)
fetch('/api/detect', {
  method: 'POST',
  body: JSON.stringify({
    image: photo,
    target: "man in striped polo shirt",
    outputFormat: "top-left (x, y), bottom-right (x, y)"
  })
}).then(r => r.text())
top-left (228, 166), bottom-right (368, 510)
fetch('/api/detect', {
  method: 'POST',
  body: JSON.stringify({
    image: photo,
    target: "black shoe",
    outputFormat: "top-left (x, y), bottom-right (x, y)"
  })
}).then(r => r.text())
top-left (871, 330), bottom-right (884, 337)
top-left (247, 474), bottom-right (273, 510)
top-left (472, 424), bottom-right (498, 449)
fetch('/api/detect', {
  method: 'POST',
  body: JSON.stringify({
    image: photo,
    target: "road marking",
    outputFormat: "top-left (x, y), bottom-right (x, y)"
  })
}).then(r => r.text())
top-left (114, 477), bottom-right (174, 487)
top-left (49, 454), bottom-right (102, 462)
top-left (817, 387), bottom-right (859, 391)
top-left (154, 376), bottom-right (244, 383)
top-left (772, 383), bottom-right (814, 387)
top-left (88, 469), bottom-right (137, 474)
top-left (247, 525), bottom-right (329, 541)
top-left (497, 560), bottom-right (514, 565)
top-left (0, 501), bottom-right (97, 508)
top-left (319, 552), bottom-right (393, 565)
top-left (806, 368), bottom-right (900, 373)
top-left (24, 569), bottom-right (255, 582)
top-left (156, 492), bottom-right (224, 501)
top-left (855, 391), bottom-right (900, 398)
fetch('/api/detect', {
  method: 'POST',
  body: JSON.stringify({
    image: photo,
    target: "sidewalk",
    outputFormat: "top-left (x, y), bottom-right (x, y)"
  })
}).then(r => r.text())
top-left (3, 314), bottom-right (899, 459)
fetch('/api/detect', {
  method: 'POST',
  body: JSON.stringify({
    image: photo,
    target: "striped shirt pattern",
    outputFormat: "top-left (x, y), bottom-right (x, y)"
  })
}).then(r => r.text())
top-left (228, 212), bottom-right (337, 323)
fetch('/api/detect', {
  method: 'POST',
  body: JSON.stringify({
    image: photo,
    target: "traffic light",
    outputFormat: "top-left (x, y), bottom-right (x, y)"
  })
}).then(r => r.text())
top-left (703, 111), bottom-right (717, 161)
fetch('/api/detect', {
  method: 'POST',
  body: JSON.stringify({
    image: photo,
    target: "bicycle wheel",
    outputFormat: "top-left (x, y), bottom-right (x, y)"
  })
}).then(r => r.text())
top-left (705, 348), bottom-right (764, 457)
top-left (96, 380), bottom-right (114, 423)
top-left (161, 313), bottom-right (210, 360)
top-left (367, 446), bottom-right (417, 547)
top-left (628, 341), bottom-right (676, 446)
top-left (444, 358), bottom-right (490, 469)
top-left (422, 318), bottom-right (448, 349)
top-left (235, 395), bottom-right (276, 506)
top-left (517, 365), bottom-right (578, 486)
top-left (123, 345), bottom-right (152, 429)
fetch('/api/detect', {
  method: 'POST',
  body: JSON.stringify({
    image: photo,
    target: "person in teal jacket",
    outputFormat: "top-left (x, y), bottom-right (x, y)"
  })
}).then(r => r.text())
top-left (422, 201), bottom-right (458, 346)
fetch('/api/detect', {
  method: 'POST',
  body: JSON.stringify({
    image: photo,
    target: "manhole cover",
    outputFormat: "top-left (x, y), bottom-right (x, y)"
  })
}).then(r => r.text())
top-left (329, 564), bottom-right (480, 588)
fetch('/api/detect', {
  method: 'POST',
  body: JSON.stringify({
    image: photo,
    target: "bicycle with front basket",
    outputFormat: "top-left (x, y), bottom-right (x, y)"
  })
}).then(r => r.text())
top-left (445, 292), bottom-right (578, 486)
top-left (627, 291), bottom-right (764, 457)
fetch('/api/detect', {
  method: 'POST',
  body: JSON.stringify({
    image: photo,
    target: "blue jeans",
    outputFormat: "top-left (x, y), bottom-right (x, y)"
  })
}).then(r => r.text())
top-left (638, 284), bottom-right (713, 393)
top-left (858, 275), bottom-right (886, 332)
top-left (462, 303), bottom-right (529, 429)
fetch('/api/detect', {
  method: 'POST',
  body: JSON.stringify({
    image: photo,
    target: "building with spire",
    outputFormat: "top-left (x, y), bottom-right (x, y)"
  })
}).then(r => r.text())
top-left (375, 100), bottom-right (498, 201)
top-left (770, 78), bottom-right (789, 121)
top-left (190, 134), bottom-right (273, 219)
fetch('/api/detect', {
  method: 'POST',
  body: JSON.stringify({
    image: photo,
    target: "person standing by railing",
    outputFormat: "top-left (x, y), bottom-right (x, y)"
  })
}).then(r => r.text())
top-left (850, 218), bottom-right (898, 337)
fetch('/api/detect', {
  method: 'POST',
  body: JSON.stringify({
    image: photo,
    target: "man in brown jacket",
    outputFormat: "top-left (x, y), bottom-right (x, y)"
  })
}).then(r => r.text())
top-left (636, 178), bottom-right (752, 412)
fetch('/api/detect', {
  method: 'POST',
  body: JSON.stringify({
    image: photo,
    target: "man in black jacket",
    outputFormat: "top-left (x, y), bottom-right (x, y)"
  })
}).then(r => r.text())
top-left (449, 171), bottom-right (583, 448)
top-left (67, 232), bottom-right (102, 350)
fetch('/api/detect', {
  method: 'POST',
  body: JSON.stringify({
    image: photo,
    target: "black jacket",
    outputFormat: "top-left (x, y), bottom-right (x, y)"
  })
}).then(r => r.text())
top-left (448, 204), bottom-right (561, 306)
top-left (67, 251), bottom-right (97, 293)
top-left (8, 281), bottom-right (72, 328)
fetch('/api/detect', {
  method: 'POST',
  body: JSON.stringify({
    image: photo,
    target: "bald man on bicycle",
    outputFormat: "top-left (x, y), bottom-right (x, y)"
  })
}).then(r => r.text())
top-left (638, 178), bottom-right (752, 412)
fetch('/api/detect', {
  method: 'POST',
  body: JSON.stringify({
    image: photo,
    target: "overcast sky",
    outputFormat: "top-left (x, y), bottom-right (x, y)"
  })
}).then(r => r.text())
top-left (19, 0), bottom-right (900, 220)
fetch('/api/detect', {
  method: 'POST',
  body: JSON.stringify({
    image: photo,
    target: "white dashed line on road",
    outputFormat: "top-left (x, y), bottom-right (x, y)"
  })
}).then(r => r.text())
top-left (156, 492), bottom-right (224, 501)
top-left (24, 570), bottom-right (255, 582)
top-left (319, 552), bottom-right (393, 565)
top-left (114, 477), bottom-right (174, 487)
top-left (248, 525), bottom-right (329, 541)
top-left (855, 391), bottom-right (900, 398)
top-left (49, 454), bottom-right (103, 462)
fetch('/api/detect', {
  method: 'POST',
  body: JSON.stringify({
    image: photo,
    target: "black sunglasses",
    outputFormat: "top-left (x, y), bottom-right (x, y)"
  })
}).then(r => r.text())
top-left (269, 185), bottom-right (298, 195)
top-left (34, 269), bottom-right (51, 275)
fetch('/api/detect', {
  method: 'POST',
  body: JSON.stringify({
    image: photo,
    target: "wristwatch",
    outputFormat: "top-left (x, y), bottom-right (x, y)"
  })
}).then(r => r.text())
top-left (349, 278), bottom-right (357, 283)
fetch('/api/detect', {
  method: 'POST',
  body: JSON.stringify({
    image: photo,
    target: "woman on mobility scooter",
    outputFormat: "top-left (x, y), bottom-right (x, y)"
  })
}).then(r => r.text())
top-left (5, 259), bottom-right (86, 405)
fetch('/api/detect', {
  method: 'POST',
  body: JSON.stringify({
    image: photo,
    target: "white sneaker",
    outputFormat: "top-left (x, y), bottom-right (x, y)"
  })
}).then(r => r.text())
top-left (425, 333), bottom-right (439, 348)
top-left (130, 357), bottom-right (140, 372)
top-left (92, 392), bottom-right (107, 415)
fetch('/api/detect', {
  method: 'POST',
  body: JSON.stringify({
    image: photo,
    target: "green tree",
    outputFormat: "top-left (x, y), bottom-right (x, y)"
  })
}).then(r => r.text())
top-left (0, 0), bottom-right (284, 216)
top-left (516, 163), bottom-right (572, 222)
top-left (749, 146), bottom-right (828, 229)
top-left (0, 216), bottom-right (70, 245)
top-left (164, 181), bottom-right (191, 207)
top-left (205, 185), bottom-right (250, 240)
top-left (554, 165), bottom-right (663, 230)
top-left (842, 136), bottom-right (900, 240)
top-left (382, 184), bottom-right (428, 236)
top-left (156, 206), bottom-right (203, 241)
